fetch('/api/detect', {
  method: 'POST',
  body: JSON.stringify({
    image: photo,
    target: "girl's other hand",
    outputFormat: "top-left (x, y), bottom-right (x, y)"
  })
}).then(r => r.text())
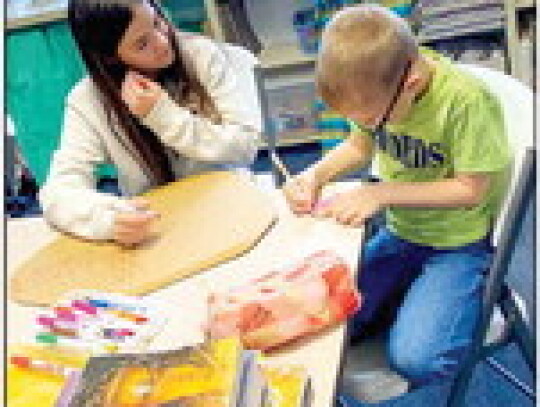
top-left (120, 71), bottom-right (164, 118)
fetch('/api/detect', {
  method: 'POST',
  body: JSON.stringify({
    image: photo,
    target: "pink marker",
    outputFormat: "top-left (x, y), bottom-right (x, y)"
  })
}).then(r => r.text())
top-left (36, 315), bottom-right (79, 330)
top-left (313, 196), bottom-right (337, 213)
top-left (102, 328), bottom-right (135, 339)
top-left (36, 316), bottom-right (56, 329)
top-left (53, 307), bottom-right (79, 322)
top-left (71, 300), bottom-right (98, 315)
top-left (116, 328), bottom-right (135, 336)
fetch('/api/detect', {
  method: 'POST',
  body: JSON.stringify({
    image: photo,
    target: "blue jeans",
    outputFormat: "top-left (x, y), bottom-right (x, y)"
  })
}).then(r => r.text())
top-left (352, 226), bottom-right (493, 387)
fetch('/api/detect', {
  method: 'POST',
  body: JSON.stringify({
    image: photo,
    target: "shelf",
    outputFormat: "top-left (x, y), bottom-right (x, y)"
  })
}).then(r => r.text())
top-left (6, 0), bottom-right (207, 31)
top-left (258, 133), bottom-right (322, 148)
top-left (515, 0), bottom-right (536, 9)
top-left (7, 9), bottom-right (67, 30)
top-left (257, 44), bottom-right (316, 69)
top-left (418, 20), bottom-right (505, 43)
top-left (419, 3), bottom-right (503, 19)
top-left (263, 74), bottom-right (314, 91)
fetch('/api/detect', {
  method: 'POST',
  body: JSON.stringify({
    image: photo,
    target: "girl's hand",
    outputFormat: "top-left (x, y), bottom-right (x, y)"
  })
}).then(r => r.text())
top-left (120, 71), bottom-right (165, 118)
top-left (315, 185), bottom-right (386, 227)
top-left (113, 198), bottom-right (160, 247)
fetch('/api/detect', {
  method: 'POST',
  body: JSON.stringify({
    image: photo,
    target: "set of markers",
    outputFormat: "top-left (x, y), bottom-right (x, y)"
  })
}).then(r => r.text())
top-left (34, 290), bottom-right (167, 354)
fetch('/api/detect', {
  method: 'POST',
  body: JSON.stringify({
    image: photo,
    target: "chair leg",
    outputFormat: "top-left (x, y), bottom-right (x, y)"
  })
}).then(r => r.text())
top-left (448, 293), bottom-right (536, 406)
top-left (510, 318), bottom-right (536, 374)
top-left (446, 348), bottom-right (482, 407)
top-left (498, 284), bottom-right (536, 372)
top-left (485, 356), bottom-right (536, 400)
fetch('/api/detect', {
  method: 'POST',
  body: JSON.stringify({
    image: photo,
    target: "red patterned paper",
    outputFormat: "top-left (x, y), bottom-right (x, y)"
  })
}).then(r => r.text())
top-left (207, 250), bottom-right (361, 351)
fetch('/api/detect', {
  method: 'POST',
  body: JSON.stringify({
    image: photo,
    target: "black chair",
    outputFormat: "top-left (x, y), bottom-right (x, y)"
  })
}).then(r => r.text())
top-left (447, 147), bottom-right (536, 406)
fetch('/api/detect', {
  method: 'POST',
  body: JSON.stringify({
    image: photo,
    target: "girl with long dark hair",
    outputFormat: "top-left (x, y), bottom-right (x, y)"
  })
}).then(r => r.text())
top-left (40, 0), bottom-right (260, 246)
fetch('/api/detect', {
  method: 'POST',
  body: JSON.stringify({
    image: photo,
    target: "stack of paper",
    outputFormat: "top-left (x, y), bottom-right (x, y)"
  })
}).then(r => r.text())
top-left (416, 0), bottom-right (505, 42)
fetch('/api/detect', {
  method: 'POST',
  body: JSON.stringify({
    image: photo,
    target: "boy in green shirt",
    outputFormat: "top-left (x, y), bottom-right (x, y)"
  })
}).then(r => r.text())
top-left (284, 5), bottom-right (510, 386)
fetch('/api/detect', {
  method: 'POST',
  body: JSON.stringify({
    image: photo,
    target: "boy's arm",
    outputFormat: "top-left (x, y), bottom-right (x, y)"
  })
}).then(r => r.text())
top-left (283, 131), bottom-right (373, 214)
top-left (319, 173), bottom-right (491, 226)
top-left (371, 172), bottom-right (491, 208)
top-left (308, 131), bottom-right (374, 185)
top-left (319, 87), bottom-right (508, 225)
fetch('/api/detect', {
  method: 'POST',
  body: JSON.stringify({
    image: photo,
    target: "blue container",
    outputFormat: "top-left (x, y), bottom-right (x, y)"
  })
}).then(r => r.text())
top-left (160, 0), bottom-right (206, 24)
top-left (390, 5), bottom-right (413, 17)
top-left (293, 7), bottom-right (320, 54)
top-left (320, 138), bottom-right (343, 151)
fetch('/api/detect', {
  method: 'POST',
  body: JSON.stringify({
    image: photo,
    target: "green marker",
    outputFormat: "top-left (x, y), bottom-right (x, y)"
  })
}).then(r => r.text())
top-left (36, 332), bottom-right (112, 353)
top-left (36, 332), bottom-right (59, 344)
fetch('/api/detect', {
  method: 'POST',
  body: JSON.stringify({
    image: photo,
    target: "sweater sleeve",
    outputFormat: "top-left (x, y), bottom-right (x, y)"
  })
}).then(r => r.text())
top-left (141, 39), bottom-right (261, 166)
top-left (39, 103), bottom-right (124, 240)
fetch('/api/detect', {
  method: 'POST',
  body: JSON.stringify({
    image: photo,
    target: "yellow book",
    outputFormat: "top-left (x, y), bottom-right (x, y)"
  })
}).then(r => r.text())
top-left (68, 337), bottom-right (268, 406)
top-left (7, 344), bottom-right (89, 407)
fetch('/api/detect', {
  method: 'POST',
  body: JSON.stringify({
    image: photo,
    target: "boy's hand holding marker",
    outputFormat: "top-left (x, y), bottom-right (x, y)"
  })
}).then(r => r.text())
top-left (120, 71), bottom-right (164, 118)
top-left (315, 185), bottom-right (386, 227)
top-left (282, 170), bottom-right (323, 215)
top-left (113, 198), bottom-right (160, 247)
top-left (283, 168), bottom-right (384, 227)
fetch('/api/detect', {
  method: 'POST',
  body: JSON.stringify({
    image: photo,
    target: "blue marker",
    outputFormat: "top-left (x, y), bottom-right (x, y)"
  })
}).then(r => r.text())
top-left (87, 299), bottom-right (113, 308)
top-left (85, 297), bottom-right (141, 313)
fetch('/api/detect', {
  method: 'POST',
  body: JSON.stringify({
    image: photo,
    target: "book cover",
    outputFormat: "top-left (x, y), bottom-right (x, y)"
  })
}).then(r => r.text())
top-left (7, 344), bottom-right (89, 407)
top-left (66, 337), bottom-right (268, 407)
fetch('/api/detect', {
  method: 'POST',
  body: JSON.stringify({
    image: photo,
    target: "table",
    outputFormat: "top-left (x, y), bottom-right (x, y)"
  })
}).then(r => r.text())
top-left (6, 176), bottom-right (363, 407)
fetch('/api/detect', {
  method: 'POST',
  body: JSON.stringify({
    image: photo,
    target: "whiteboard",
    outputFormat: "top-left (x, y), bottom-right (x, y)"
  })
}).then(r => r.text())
top-left (7, 0), bottom-right (68, 19)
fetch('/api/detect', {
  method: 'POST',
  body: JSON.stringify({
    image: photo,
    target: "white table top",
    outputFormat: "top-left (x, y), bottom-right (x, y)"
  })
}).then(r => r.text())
top-left (6, 177), bottom-right (363, 407)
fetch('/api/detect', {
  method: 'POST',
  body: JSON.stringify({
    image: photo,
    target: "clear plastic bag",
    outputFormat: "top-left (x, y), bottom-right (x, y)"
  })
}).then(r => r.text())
top-left (207, 250), bottom-right (361, 351)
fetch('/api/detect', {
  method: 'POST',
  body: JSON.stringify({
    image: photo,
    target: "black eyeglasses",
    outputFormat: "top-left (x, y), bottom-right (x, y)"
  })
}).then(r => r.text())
top-left (356, 60), bottom-right (413, 136)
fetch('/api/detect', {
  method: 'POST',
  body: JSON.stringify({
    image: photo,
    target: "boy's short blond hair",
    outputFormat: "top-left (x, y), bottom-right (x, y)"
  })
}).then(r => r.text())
top-left (316, 4), bottom-right (418, 111)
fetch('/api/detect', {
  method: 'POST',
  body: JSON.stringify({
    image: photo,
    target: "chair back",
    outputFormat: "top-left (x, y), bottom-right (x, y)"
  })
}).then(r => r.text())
top-left (457, 64), bottom-right (534, 246)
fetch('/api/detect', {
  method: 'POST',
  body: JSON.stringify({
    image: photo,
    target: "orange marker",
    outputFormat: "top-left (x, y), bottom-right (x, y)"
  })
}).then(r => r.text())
top-left (107, 309), bottom-right (148, 324)
top-left (10, 355), bottom-right (78, 377)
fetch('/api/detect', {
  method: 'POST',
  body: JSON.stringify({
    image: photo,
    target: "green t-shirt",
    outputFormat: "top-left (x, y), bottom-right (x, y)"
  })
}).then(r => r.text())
top-left (354, 53), bottom-right (510, 248)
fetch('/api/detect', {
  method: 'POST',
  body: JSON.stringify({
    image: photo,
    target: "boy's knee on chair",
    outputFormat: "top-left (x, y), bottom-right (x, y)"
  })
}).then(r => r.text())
top-left (387, 335), bottom-right (462, 387)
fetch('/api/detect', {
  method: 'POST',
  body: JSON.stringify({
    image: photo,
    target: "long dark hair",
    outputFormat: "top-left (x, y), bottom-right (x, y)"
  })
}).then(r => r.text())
top-left (68, 0), bottom-right (219, 185)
